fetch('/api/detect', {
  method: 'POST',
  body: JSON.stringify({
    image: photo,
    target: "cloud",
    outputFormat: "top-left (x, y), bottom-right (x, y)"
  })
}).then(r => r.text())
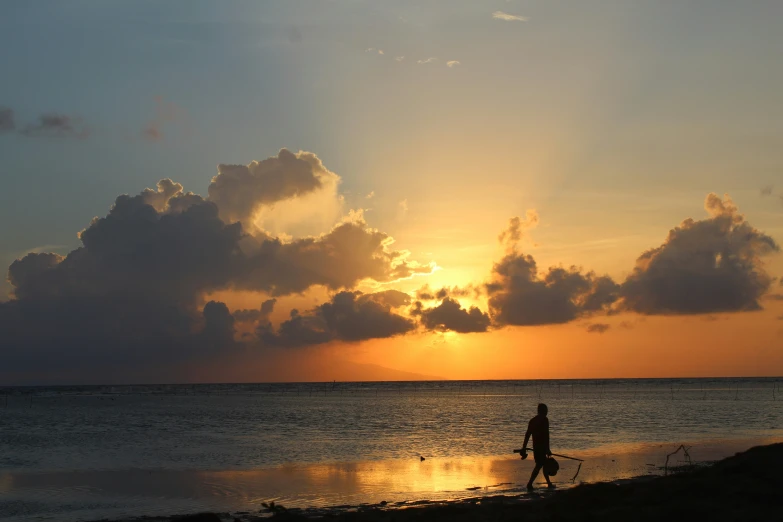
top-left (366, 191), bottom-right (375, 199)
top-left (415, 297), bottom-right (490, 333)
top-left (263, 291), bottom-right (415, 347)
top-left (620, 194), bottom-right (779, 315)
top-left (208, 148), bottom-right (339, 228)
top-left (0, 150), bottom-right (433, 380)
top-left (20, 113), bottom-right (89, 139)
top-left (498, 210), bottom-right (539, 251)
top-left (446, 61), bottom-right (461, 68)
top-left (415, 284), bottom-right (477, 301)
top-left (233, 298), bottom-right (277, 323)
top-left (397, 199), bottom-right (409, 221)
top-left (761, 185), bottom-right (773, 196)
top-left (0, 107), bottom-right (14, 132)
top-left (586, 323), bottom-right (610, 334)
top-left (486, 251), bottom-right (619, 326)
top-left (142, 96), bottom-right (183, 142)
top-left (417, 57), bottom-right (437, 65)
top-left (362, 289), bottom-right (412, 308)
top-left (234, 219), bottom-right (435, 296)
top-left (395, 56), bottom-right (405, 62)
top-left (492, 11), bottom-right (529, 22)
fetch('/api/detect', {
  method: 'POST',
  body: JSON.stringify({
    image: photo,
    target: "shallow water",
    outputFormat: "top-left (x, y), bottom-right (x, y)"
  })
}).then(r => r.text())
top-left (0, 378), bottom-right (781, 520)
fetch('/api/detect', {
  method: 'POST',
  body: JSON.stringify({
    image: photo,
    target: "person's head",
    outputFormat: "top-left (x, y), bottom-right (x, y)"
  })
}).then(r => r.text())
top-left (537, 403), bottom-right (548, 416)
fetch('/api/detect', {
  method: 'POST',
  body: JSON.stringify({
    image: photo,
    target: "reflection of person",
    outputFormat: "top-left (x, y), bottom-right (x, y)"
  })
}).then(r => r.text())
top-left (522, 403), bottom-right (554, 490)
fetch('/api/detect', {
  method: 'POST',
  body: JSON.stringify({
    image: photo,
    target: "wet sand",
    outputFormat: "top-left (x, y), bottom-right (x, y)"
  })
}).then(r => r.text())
top-left (112, 442), bottom-right (783, 522)
top-left (3, 436), bottom-right (781, 522)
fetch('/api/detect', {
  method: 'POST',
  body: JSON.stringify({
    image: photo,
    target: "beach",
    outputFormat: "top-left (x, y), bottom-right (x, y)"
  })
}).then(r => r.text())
top-left (1, 380), bottom-right (781, 521)
top-left (93, 442), bottom-right (783, 522)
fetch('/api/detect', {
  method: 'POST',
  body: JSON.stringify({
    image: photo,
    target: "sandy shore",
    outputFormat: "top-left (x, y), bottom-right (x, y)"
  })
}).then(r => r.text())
top-left (105, 442), bottom-right (782, 522)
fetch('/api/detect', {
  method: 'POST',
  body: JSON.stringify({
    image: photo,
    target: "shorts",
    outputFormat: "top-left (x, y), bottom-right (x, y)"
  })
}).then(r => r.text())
top-left (533, 449), bottom-right (548, 465)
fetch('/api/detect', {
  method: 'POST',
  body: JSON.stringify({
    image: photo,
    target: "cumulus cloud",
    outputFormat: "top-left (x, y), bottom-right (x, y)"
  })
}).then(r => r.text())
top-left (447, 61), bottom-right (461, 68)
top-left (234, 219), bottom-right (434, 296)
top-left (20, 113), bottom-right (89, 139)
top-left (620, 194), bottom-right (779, 314)
top-left (414, 297), bottom-right (490, 333)
top-left (417, 57), bottom-right (437, 65)
top-left (492, 11), bottom-right (529, 22)
top-left (486, 252), bottom-right (619, 326)
top-left (263, 291), bottom-right (415, 347)
top-left (0, 107), bottom-right (14, 132)
top-left (233, 298), bottom-right (277, 323)
top-left (208, 148), bottom-right (339, 228)
top-left (362, 289), bottom-right (412, 308)
top-left (586, 323), bottom-right (610, 334)
top-left (0, 150), bottom-right (433, 380)
top-left (395, 56), bottom-right (405, 62)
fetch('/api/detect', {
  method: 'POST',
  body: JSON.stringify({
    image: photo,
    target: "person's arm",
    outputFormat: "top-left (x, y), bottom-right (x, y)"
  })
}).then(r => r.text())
top-left (522, 422), bottom-right (532, 456)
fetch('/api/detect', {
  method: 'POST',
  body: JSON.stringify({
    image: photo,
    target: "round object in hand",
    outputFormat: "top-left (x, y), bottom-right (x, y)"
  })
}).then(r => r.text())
top-left (543, 457), bottom-right (559, 476)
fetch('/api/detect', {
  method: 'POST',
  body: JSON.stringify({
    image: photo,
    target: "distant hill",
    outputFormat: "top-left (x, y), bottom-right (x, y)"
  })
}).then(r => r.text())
top-left (322, 360), bottom-right (444, 382)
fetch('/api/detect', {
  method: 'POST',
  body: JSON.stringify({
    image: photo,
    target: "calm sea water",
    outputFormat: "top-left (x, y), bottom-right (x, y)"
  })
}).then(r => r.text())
top-left (1, 378), bottom-right (782, 520)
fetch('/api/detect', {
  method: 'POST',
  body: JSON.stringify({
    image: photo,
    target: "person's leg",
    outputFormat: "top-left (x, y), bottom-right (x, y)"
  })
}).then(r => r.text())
top-left (543, 469), bottom-right (554, 488)
top-left (527, 463), bottom-right (542, 490)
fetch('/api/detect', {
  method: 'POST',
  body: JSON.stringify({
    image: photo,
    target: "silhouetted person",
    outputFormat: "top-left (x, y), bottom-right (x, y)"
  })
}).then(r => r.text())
top-left (522, 403), bottom-right (553, 490)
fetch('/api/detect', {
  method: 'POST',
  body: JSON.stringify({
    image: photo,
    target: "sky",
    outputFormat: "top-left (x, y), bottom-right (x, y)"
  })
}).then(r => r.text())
top-left (1, 0), bottom-right (783, 384)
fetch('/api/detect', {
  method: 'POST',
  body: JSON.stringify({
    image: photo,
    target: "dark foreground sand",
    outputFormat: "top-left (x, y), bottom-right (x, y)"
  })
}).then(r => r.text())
top-left (115, 443), bottom-right (783, 522)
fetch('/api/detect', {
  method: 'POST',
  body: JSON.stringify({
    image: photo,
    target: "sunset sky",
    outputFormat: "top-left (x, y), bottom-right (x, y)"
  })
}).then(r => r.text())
top-left (1, 1), bottom-right (782, 384)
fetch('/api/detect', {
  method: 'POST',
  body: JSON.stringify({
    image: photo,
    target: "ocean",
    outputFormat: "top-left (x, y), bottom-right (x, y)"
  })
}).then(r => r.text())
top-left (1, 378), bottom-right (781, 521)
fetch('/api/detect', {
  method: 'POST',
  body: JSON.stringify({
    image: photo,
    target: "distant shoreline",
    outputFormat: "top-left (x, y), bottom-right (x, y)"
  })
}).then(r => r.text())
top-left (113, 442), bottom-right (783, 522)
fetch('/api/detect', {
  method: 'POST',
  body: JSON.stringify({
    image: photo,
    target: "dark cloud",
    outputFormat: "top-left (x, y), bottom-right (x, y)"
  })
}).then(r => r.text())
top-left (760, 185), bottom-right (773, 196)
top-left (359, 289), bottom-right (411, 308)
top-left (20, 113), bottom-right (89, 139)
top-left (620, 194), bottom-right (779, 315)
top-left (415, 284), bottom-right (477, 301)
top-left (208, 149), bottom-right (338, 226)
top-left (486, 252), bottom-right (619, 326)
top-left (202, 301), bottom-right (236, 345)
top-left (0, 107), bottom-right (14, 132)
top-left (0, 150), bottom-right (431, 380)
top-left (233, 298), bottom-right (277, 323)
top-left (234, 220), bottom-right (434, 296)
top-left (586, 323), bottom-right (610, 334)
top-left (263, 291), bottom-right (415, 347)
top-left (416, 297), bottom-right (490, 333)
